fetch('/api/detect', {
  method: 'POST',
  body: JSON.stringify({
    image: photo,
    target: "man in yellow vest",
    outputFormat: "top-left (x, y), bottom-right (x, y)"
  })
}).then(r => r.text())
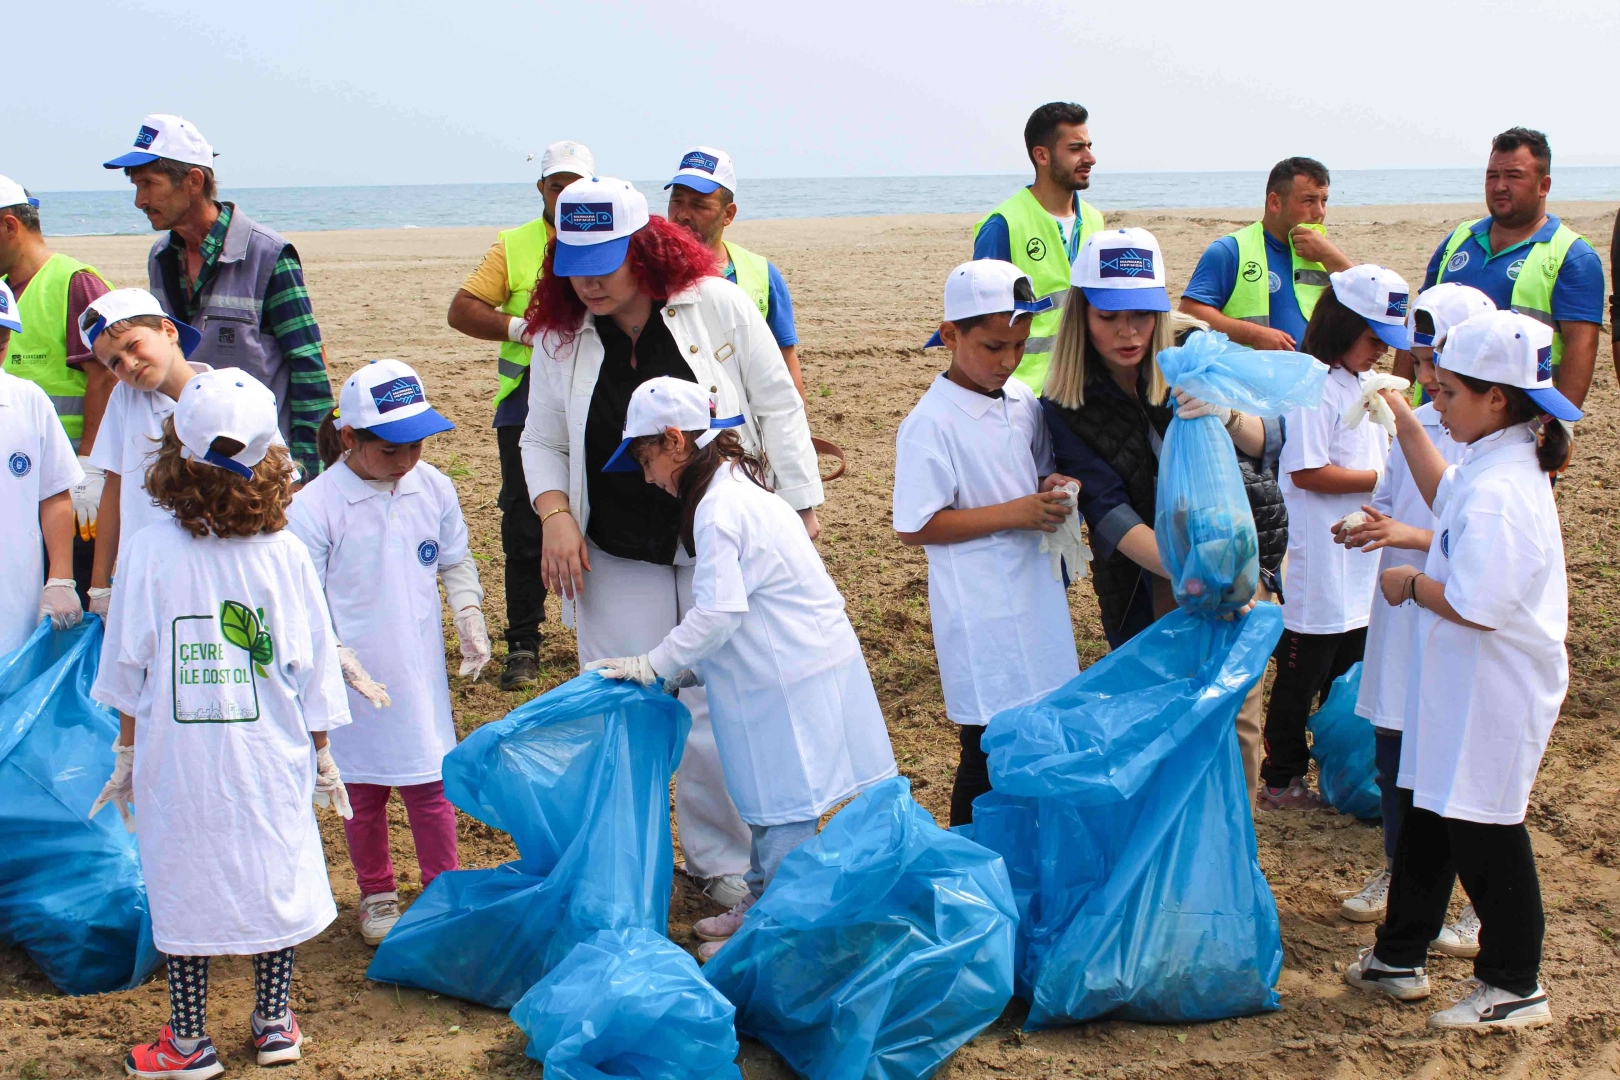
top-left (0, 176), bottom-right (116, 599)
top-left (1179, 157), bottom-right (1352, 351)
top-left (446, 139), bottom-right (593, 689)
top-left (664, 145), bottom-right (805, 399)
top-left (971, 102), bottom-right (1105, 391)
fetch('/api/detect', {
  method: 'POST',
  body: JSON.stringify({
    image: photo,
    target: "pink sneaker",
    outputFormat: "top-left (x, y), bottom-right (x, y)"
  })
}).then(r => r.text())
top-left (1259, 777), bottom-right (1322, 811)
top-left (692, 893), bottom-right (756, 943)
top-left (697, 940), bottom-right (726, 963)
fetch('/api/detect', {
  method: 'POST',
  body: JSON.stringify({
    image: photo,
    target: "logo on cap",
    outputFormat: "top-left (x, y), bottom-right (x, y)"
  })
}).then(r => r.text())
top-left (1536, 345), bottom-right (1553, 382)
top-left (560, 202), bottom-right (614, 232)
top-left (0, 293), bottom-right (8, 314)
top-left (134, 125), bottom-right (158, 149)
top-left (371, 376), bottom-right (425, 414)
top-left (1446, 250), bottom-right (1469, 274)
top-left (8, 452), bottom-right (31, 478)
top-left (417, 539), bottom-right (439, 566)
top-left (680, 151), bottom-right (719, 174)
top-left (1385, 292), bottom-right (1409, 318)
top-left (1098, 248), bottom-right (1155, 279)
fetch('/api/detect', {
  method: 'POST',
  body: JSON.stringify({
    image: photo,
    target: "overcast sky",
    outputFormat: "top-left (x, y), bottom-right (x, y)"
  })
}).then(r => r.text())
top-left (13, 0), bottom-right (1618, 192)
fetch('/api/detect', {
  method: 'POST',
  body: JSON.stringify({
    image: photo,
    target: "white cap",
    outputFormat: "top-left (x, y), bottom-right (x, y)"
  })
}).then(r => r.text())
top-left (1327, 264), bottom-right (1413, 350)
top-left (0, 175), bottom-right (38, 211)
top-left (78, 288), bottom-right (201, 356)
top-left (1438, 310), bottom-right (1580, 422)
top-left (335, 358), bottom-right (455, 443)
top-left (540, 140), bottom-right (595, 179)
top-left (664, 146), bottom-right (737, 197)
top-left (1408, 282), bottom-right (1496, 349)
top-left (602, 376), bottom-right (744, 472)
top-left (1071, 228), bottom-right (1171, 312)
top-left (552, 177), bottom-right (650, 277)
top-left (174, 368), bottom-right (281, 479)
top-left (924, 259), bottom-right (1053, 347)
top-left (104, 114), bottom-right (215, 171)
top-left (0, 280), bottom-right (21, 334)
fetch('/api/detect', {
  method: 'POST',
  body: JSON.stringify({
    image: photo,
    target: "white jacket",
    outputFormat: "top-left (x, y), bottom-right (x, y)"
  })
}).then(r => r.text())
top-left (520, 276), bottom-right (824, 528)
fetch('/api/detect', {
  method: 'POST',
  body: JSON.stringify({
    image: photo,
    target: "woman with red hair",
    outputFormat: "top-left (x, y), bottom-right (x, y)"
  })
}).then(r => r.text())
top-left (519, 177), bottom-right (823, 908)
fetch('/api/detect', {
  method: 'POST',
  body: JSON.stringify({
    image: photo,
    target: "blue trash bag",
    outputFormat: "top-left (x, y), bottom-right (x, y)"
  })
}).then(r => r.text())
top-left (367, 674), bottom-right (690, 1009)
top-left (704, 776), bottom-right (1017, 1080)
top-left (1308, 663), bottom-right (1380, 819)
top-left (977, 606), bottom-right (1286, 1028)
top-left (0, 618), bottom-right (160, 995)
top-left (510, 927), bottom-right (741, 1080)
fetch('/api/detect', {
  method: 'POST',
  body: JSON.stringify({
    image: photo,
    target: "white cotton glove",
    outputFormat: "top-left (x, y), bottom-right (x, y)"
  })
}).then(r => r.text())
top-left (88, 586), bottom-right (113, 618)
top-left (508, 316), bottom-right (534, 346)
top-left (1173, 389), bottom-right (1232, 426)
top-left (454, 607), bottom-right (491, 680)
top-left (40, 579), bottom-right (83, 630)
top-left (1341, 373), bottom-right (1411, 436)
top-left (88, 739), bottom-right (136, 832)
top-left (585, 655), bottom-right (658, 686)
top-left (313, 744), bottom-right (353, 819)
top-left (337, 646), bottom-right (392, 708)
top-left (1038, 481), bottom-right (1092, 583)
top-left (71, 459), bottom-right (105, 540)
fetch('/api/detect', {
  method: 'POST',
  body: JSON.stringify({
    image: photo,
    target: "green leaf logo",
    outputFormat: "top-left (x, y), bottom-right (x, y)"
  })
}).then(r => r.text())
top-left (220, 600), bottom-right (258, 652)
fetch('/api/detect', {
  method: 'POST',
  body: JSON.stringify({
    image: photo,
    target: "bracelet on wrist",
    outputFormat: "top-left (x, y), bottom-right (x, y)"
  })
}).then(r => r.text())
top-left (540, 506), bottom-right (572, 528)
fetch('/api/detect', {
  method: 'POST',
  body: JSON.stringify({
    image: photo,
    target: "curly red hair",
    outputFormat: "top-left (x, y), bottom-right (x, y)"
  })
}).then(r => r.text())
top-left (524, 216), bottom-right (719, 350)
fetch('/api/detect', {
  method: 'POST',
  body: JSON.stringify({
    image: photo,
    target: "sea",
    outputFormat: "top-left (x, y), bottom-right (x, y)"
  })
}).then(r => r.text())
top-left (35, 167), bottom-right (1620, 237)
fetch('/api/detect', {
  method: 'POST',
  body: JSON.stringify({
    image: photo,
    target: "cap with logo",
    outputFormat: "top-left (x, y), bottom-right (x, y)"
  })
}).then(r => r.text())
top-left (1438, 310), bottom-right (1581, 422)
top-left (924, 259), bottom-right (1053, 347)
top-left (1408, 282), bottom-right (1496, 349)
top-left (602, 376), bottom-right (744, 473)
top-left (174, 368), bottom-right (281, 479)
top-left (78, 288), bottom-right (202, 357)
top-left (0, 175), bottom-right (39, 211)
top-left (540, 140), bottom-right (595, 180)
top-left (0, 280), bottom-right (21, 334)
top-left (103, 114), bottom-right (216, 171)
top-left (335, 358), bottom-right (456, 443)
top-left (1327, 264), bottom-right (1413, 351)
top-left (552, 177), bottom-right (651, 278)
top-left (664, 146), bottom-right (737, 196)
top-left (1072, 228), bottom-right (1171, 313)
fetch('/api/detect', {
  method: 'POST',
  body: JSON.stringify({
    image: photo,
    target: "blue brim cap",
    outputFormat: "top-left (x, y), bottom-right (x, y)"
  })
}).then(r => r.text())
top-left (174, 321), bottom-right (202, 358)
top-left (553, 235), bottom-right (631, 277)
top-left (923, 329), bottom-right (944, 348)
top-left (602, 437), bottom-right (641, 472)
top-left (665, 175), bottom-right (724, 194)
top-left (1368, 317), bottom-right (1413, 351)
top-left (1525, 386), bottom-right (1582, 423)
top-left (1082, 285), bottom-right (1171, 313)
top-left (103, 151), bottom-right (161, 169)
top-left (365, 407), bottom-right (456, 444)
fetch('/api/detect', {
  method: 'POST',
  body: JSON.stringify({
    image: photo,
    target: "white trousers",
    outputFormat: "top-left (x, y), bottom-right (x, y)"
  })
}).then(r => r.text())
top-left (573, 544), bottom-right (752, 879)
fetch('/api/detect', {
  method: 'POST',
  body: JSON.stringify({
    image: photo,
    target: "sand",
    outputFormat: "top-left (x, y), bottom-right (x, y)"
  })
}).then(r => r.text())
top-left (7, 199), bottom-right (1619, 1079)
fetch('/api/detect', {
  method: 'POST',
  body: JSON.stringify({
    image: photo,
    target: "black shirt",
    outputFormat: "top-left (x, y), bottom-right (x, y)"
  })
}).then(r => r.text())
top-left (583, 308), bottom-right (699, 564)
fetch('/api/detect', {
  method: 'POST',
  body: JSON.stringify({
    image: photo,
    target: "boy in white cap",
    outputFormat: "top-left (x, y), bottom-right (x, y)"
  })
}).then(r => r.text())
top-left (0, 279), bottom-right (85, 654)
top-left (89, 368), bottom-right (353, 1075)
top-left (893, 259), bottom-right (1081, 827)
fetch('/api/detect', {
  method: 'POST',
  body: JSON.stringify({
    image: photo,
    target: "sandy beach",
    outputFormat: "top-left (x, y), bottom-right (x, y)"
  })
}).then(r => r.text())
top-left (10, 200), bottom-right (1619, 1078)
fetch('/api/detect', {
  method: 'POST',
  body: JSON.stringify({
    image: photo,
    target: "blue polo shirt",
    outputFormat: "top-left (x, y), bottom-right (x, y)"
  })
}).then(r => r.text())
top-left (724, 259), bottom-right (799, 348)
top-left (1420, 215), bottom-right (1605, 326)
top-left (1183, 229), bottom-right (1309, 344)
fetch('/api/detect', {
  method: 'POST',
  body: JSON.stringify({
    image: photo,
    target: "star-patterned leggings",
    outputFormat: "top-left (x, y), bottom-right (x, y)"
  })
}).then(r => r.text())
top-left (166, 948), bottom-right (297, 1039)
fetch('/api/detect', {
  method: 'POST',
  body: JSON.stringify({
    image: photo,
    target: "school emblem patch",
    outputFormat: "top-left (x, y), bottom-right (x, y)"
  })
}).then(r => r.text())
top-left (7, 452), bottom-right (30, 478)
top-left (1446, 250), bottom-right (1469, 274)
top-left (1440, 529), bottom-right (1450, 558)
top-left (1267, 271), bottom-right (1282, 294)
top-left (417, 539), bottom-right (439, 566)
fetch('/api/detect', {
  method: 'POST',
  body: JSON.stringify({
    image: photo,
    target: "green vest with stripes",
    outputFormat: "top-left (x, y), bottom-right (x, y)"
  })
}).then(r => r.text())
top-left (723, 240), bottom-right (771, 319)
top-left (1437, 218), bottom-right (1580, 368)
top-left (3, 253), bottom-right (107, 450)
top-left (1219, 221), bottom-right (1329, 327)
top-left (493, 217), bottom-right (553, 407)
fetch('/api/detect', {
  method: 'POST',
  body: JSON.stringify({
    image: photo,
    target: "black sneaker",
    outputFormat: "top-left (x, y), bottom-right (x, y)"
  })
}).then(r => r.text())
top-left (501, 648), bottom-right (539, 690)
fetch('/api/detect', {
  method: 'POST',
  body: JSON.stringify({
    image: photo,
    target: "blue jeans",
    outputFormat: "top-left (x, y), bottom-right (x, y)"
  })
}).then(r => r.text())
top-left (1375, 727), bottom-right (1404, 863)
top-left (746, 819), bottom-right (818, 899)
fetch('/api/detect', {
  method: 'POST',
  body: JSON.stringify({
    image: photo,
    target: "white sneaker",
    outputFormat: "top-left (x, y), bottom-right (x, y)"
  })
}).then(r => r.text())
top-left (1431, 904), bottom-right (1481, 959)
top-left (698, 873), bottom-right (749, 910)
top-left (1344, 946), bottom-right (1430, 1001)
top-left (1341, 867), bottom-right (1391, 923)
top-left (359, 891), bottom-right (401, 946)
top-left (1427, 978), bottom-right (1551, 1030)
top-left (692, 892), bottom-right (756, 943)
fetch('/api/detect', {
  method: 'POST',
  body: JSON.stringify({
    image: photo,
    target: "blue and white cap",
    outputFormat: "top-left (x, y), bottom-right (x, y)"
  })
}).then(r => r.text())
top-left (664, 146), bottom-right (737, 196)
top-left (1438, 310), bottom-right (1580, 422)
top-left (174, 368), bottom-right (280, 479)
top-left (1408, 282), bottom-right (1495, 349)
top-left (103, 114), bottom-right (216, 170)
top-left (335, 358), bottom-right (456, 443)
top-left (602, 376), bottom-right (744, 473)
top-left (1071, 228), bottom-right (1171, 312)
top-left (924, 259), bottom-right (1053, 347)
top-left (553, 176), bottom-right (651, 277)
top-left (78, 288), bottom-right (202, 357)
top-left (0, 280), bottom-right (20, 334)
top-left (1328, 264), bottom-right (1413, 351)
top-left (0, 175), bottom-right (38, 211)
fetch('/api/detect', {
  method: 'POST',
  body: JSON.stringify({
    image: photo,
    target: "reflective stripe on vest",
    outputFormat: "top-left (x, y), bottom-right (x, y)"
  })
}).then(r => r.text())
top-left (493, 217), bottom-right (553, 407)
top-left (1219, 221), bottom-right (1328, 327)
top-left (1437, 218), bottom-right (1579, 367)
top-left (973, 188), bottom-right (1104, 392)
top-left (723, 240), bottom-right (771, 319)
top-left (3, 252), bottom-right (106, 449)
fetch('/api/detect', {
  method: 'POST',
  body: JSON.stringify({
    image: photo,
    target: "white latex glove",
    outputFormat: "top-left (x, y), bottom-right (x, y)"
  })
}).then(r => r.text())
top-left (585, 655), bottom-right (658, 686)
top-left (40, 579), bottom-right (83, 630)
top-left (508, 316), bottom-right (534, 346)
top-left (71, 459), bottom-right (105, 540)
top-left (88, 587), bottom-right (113, 618)
top-left (454, 607), bottom-right (491, 680)
top-left (87, 739), bottom-right (136, 832)
top-left (313, 744), bottom-right (353, 819)
top-left (1333, 510), bottom-right (1370, 546)
top-left (663, 668), bottom-right (700, 693)
top-left (337, 646), bottom-right (391, 708)
top-left (1341, 372), bottom-right (1411, 436)
top-left (1173, 389), bottom-right (1232, 426)
top-left (1038, 482), bottom-right (1093, 582)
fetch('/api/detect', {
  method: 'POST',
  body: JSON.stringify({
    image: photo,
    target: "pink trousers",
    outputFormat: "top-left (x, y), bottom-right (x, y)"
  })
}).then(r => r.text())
top-left (341, 781), bottom-right (459, 898)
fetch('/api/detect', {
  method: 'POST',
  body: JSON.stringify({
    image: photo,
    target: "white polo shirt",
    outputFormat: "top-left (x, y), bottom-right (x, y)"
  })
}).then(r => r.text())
top-left (1277, 366), bottom-right (1389, 635)
top-left (1, 371), bottom-right (84, 655)
top-left (893, 374), bottom-right (1078, 725)
top-left (1398, 424), bottom-right (1568, 825)
top-left (1354, 403), bottom-right (1465, 730)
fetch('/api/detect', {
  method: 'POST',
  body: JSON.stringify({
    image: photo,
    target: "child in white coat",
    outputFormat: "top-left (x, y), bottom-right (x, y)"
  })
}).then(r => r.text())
top-left (589, 377), bottom-right (897, 961)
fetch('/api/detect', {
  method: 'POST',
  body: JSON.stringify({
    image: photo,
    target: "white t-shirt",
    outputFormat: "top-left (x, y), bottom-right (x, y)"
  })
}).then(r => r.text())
top-left (1354, 404), bottom-right (1465, 730)
top-left (0, 371), bottom-right (84, 655)
top-left (1398, 425), bottom-right (1568, 824)
top-left (92, 519), bottom-right (352, 955)
top-left (1052, 214), bottom-right (1078, 260)
top-left (1277, 366), bottom-right (1389, 634)
top-left (286, 460), bottom-right (469, 785)
top-left (893, 374), bottom-right (1079, 725)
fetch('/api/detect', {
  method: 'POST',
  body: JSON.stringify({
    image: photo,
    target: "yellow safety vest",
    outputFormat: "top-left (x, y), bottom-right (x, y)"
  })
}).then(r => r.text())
top-left (493, 218), bottom-right (553, 407)
top-left (1220, 221), bottom-right (1329, 327)
top-left (1437, 217), bottom-right (1580, 368)
top-left (723, 240), bottom-right (771, 320)
top-left (3, 253), bottom-right (109, 451)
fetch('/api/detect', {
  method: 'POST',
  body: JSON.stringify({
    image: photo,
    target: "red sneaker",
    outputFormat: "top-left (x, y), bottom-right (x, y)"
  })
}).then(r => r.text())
top-left (251, 1010), bottom-right (303, 1066)
top-left (125, 1024), bottom-right (224, 1079)
top-left (1259, 777), bottom-right (1322, 811)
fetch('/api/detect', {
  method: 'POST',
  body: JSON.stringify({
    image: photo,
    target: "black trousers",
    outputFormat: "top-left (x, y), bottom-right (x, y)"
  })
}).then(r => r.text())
top-left (496, 424), bottom-right (546, 652)
top-left (1260, 625), bottom-right (1366, 788)
top-left (1374, 789), bottom-right (1544, 996)
top-left (950, 724), bottom-right (991, 828)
